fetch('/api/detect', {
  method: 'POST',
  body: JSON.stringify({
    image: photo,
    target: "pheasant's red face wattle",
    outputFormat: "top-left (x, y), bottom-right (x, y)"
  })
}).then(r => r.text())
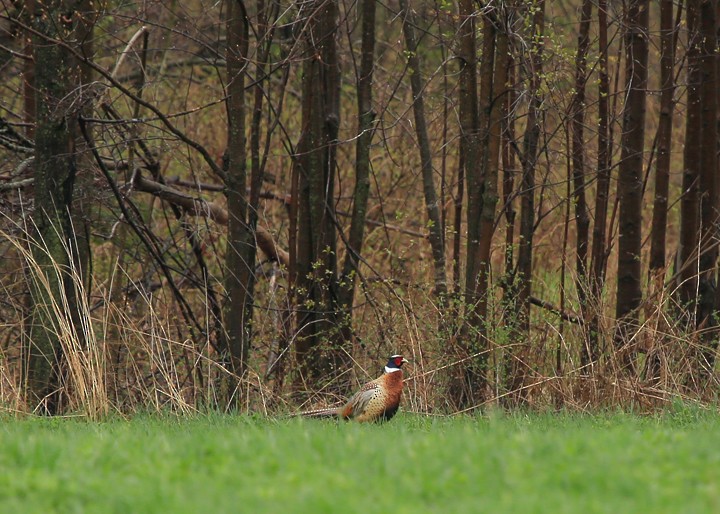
top-left (384, 354), bottom-right (407, 373)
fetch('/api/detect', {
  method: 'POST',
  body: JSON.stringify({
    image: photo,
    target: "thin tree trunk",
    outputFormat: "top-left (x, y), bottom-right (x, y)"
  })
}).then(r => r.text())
top-left (465, 11), bottom-right (508, 404)
top-left (477, 16), bottom-right (508, 326)
top-left (464, 14), bottom-right (494, 350)
top-left (649, 0), bottom-right (676, 276)
top-left (504, 0), bottom-right (544, 406)
top-left (399, 0), bottom-right (447, 298)
top-left (678, 0), bottom-right (701, 315)
top-left (614, 0), bottom-right (649, 362)
top-left (696, 0), bottom-right (718, 373)
top-left (588, 0), bottom-right (611, 364)
top-left (294, 0), bottom-right (346, 392)
top-left (452, 0), bottom-right (481, 408)
top-left (22, 0), bottom-right (35, 138)
top-left (571, 0), bottom-right (592, 365)
top-left (501, 57), bottom-right (516, 296)
top-left (473, 15), bottom-right (501, 335)
top-left (467, 11), bottom-right (508, 404)
top-left (516, 2), bottom-right (543, 338)
top-left (223, 0), bottom-right (255, 406)
top-left (459, 9), bottom-right (496, 407)
top-left (646, 0), bottom-right (677, 381)
top-left (339, 0), bottom-right (377, 318)
top-left (453, 139), bottom-right (465, 296)
top-left (251, 0), bottom-right (281, 384)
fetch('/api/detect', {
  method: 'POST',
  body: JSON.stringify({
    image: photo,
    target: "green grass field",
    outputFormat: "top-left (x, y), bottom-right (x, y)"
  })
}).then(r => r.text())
top-left (1, 407), bottom-right (719, 513)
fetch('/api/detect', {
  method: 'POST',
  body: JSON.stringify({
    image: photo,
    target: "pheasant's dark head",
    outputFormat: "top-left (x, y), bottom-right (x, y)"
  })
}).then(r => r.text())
top-left (384, 354), bottom-right (408, 373)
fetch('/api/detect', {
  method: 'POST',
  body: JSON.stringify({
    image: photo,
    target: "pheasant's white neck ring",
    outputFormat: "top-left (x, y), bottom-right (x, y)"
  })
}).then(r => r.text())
top-left (385, 366), bottom-right (402, 374)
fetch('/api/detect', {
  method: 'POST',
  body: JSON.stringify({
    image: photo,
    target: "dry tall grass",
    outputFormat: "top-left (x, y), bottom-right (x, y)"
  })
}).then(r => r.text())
top-left (1, 212), bottom-right (718, 419)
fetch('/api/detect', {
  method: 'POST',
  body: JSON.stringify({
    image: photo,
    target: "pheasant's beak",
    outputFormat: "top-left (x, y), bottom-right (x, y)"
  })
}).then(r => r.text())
top-left (402, 358), bottom-right (409, 364)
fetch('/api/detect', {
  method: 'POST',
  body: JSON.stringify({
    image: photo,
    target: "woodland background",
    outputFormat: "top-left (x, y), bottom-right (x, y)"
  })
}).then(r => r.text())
top-left (0, 0), bottom-right (717, 416)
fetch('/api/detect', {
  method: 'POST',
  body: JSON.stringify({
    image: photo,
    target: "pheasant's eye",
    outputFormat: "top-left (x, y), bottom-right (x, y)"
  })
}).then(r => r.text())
top-left (394, 357), bottom-right (404, 366)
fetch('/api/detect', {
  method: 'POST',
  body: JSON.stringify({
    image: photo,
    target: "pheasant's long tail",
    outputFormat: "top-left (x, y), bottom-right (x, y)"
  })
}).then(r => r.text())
top-left (295, 407), bottom-right (340, 418)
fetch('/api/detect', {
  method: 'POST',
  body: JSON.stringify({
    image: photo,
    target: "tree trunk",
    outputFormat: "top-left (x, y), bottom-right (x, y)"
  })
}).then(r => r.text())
top-left (293, 0), bottom-right (346, 392)
top-left (501, 57), bottom-right (517, 311)
top-left (399, 0), bottom-right (447, 298)
top-left (454, 9), bottom-right (509, 406)
top-left (614, 0), bottom-right (649, 359)
top-left (649, 0), bottom-right (676, 276)
top-left (696, 0), bottom-right (718, 373)
top-left (588, 0), bottom-right (611, 364)
top-left (339, 0), bottom-right (377, 318)
top-left (223, 0), bottom-right (255, 406)
top-left (26, 0), bottom-right (83, 414)
top-left (571, 0), bottom-right (593, 365)
top-left (460, 9), bottom-right (499, 407)
top-left (22, 0), bottom-right (36, 140)
top-left (678, 0), bottom-right (701, 316)
top-left (646, 0), bottom-right (677, 381)
top-left (451, 0), bottom-right (479, 408)
top-left (503, 0), bottom-right (544, 406)
top-left (464, 13), bottom-right (494, 353)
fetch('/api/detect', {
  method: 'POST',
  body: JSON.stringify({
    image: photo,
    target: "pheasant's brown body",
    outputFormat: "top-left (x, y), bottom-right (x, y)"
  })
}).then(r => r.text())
top-left (298, 355), bottom-right (408, 423)
top-left (339, 367), bottom-right (404, 422)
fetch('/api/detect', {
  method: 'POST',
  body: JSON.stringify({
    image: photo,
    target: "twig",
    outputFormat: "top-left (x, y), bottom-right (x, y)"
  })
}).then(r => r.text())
top-left (10, 16), bottom-right (227, 181)
top-left (78, 116), bottom-right (205, 339)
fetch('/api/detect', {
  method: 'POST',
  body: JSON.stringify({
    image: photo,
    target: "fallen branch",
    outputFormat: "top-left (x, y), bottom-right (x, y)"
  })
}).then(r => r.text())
top-left (0, 177), bottom-right (34, 192)
top-left (164, 179), bottom-right (429, 239)
top-left (132, 172), bottom-right (289, 266)
top-left (528, 296), bottom-right (583, 325)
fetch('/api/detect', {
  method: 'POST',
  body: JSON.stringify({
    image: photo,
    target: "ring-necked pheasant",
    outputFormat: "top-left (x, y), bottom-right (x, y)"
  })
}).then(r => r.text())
top-left (299, 355), bottom-right (409, 423)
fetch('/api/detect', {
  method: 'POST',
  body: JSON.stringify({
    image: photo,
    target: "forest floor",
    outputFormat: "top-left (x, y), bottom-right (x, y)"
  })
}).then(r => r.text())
top-left (1, 407), bottom-right (719, 513)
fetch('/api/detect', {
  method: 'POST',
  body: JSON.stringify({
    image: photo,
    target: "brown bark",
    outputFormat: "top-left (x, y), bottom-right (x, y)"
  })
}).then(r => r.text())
top-left (293, 0), bottom-right (346, 391)
top-left (696, 0), bottom-right (718, 371)
top-left (70, 0), bottom-right (94, 314)
top-left (646, 0), bottom-right (678, 381)
top-left (477, 19), bottom-right (508, 329)
top-left (649, 0), bottom-right (676, 275)
top-left (458, 8), bottom-right (508, 406)
top-left (459, 9), bottom-right (500, 407)
top-left (464, 13), bottom-right (492, 340)
top-left (472, 16), bottom-right (500, 337)
top-left (588, 0), bottom-right (611, 363)
top-left (339, 0), bottom-right (377, 315)
top-left (223, 0), bottom-right (255, 401)
top-left (678, 0), bottom-right (701, 312)
top-left (501, 59), bottom-right (516, 289)
top-left (453, 140), bottom-right (465, 296)
top-left (571, 0), bottom-right (592, 351)
top-left (452, 0), bottom-right (481, 409)
top-left (614, 0), bottom-right (649, 354)
top-left (517, 3), bottom-right (543, 337)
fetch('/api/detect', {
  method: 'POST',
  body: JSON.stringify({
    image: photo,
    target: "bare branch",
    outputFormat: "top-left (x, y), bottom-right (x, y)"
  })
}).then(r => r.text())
top-left (6, 15), bottom-right (228, 182)
top-left (111, 26), bottom-right (149, 79)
